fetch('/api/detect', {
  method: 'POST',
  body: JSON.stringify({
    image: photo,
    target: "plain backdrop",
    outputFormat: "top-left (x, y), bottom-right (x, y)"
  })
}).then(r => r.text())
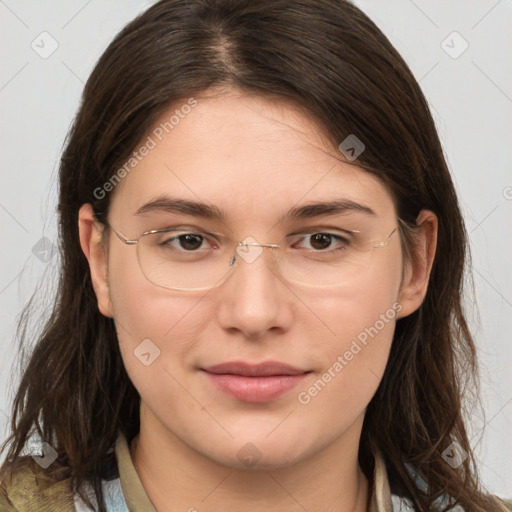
top-left (0, 0), bottom-right (511, 499)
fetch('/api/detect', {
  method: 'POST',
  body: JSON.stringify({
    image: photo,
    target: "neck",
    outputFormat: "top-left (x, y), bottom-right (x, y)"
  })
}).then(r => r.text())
top-left (130, 404), bottom-right (370, 512)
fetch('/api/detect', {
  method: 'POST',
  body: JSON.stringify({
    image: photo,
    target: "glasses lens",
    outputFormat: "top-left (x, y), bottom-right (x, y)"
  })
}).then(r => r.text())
top-left (136, 224), bottom-right (396, 290)
top-left (277, 226), bottom-right (395, 288)
top-left (137, 229), bottom-right (232, 291)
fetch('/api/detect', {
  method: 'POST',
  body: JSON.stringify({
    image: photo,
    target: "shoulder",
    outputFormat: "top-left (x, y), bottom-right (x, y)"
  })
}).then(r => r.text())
top-left (0, 458), bottom-right (75, 512)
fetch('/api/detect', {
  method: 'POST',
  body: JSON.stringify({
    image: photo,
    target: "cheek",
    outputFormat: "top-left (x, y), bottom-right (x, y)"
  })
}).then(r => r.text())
top-left (294, 259), bottom-right (402, 409)
top-left (105, 248), bottom-right (209, 379)
top-left (306, 287), bottom-right (400, 375)
top-left (302, 252), bottom-right (402, 346)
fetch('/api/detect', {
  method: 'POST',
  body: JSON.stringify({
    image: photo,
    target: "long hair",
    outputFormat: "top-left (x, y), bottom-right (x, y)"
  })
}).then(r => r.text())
top-left (0, 1), bottom-right (508, 510)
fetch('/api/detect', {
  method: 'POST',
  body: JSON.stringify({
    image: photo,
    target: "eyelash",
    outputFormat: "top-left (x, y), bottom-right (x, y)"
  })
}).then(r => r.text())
top-left (292, 232), bottom-right (351, 252)
top-left (157, 230), bottom-right (352, 252)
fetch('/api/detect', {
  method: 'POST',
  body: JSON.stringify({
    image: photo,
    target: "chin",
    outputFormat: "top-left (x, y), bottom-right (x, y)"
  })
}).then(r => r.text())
top-left (201, 434), bottom-right (313, 471)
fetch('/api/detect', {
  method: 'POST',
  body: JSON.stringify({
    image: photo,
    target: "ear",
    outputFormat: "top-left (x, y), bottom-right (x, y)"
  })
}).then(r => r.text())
top-left (397, 210), bottom-right (438, 318)
top-left (78, 203), bottom-right (113, 317)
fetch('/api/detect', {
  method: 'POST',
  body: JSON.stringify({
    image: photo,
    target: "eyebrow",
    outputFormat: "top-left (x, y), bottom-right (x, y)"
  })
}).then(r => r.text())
top-left (134, 196), bottom-right (376, 222)
top-left (135, 197), bottom-right (227, 221)
top-left (284, 199), bottom-right (375, 221)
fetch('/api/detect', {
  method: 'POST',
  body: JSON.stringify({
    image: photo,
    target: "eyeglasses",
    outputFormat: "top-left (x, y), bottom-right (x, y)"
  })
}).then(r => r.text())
top-left (105, 221), bottom-right (399, 291)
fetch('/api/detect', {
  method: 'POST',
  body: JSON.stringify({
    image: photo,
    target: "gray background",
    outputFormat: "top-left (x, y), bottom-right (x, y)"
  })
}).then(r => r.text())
top-left (0, 0), bottom-right (511, 499)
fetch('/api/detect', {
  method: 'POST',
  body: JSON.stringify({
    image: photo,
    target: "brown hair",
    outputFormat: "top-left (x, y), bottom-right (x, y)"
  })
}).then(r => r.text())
top-left (0, 1), bottom-right (508, 510)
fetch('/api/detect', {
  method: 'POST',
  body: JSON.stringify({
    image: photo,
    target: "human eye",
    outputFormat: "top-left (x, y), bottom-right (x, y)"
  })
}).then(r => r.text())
top-left (149, 228), bottom-right (220, 256)
top-left (290, 231), bottom-right (352, 254)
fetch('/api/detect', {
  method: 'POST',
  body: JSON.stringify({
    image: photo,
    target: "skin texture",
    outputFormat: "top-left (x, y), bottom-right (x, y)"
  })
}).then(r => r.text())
top-left (78, 89), bottom-right (437, 512)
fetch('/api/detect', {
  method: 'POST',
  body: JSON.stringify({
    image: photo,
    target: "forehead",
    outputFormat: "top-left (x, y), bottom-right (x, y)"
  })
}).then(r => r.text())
top-left (108, 91), bottom-right (395, 226)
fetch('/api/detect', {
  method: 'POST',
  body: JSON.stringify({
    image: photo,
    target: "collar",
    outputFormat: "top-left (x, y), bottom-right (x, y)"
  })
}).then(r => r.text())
top-left (115, 433), bottom-right (394, 512)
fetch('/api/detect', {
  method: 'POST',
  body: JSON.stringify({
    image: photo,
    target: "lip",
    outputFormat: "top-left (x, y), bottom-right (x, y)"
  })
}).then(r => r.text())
top-left (201, 361), bottom-right (311, 403)
top-left (203, 361), bottom-right (308, 376)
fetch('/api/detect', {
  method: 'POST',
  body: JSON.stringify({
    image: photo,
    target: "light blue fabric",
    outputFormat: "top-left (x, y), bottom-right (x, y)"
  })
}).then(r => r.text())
top-left (391, 493), bottom-right (465, 511)
top-left (74, 477), bottom-right (129, 512)
top-left (400, 461), bottom-right (465, 512)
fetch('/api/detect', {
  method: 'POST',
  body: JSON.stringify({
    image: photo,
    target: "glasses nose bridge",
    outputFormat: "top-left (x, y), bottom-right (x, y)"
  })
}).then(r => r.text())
top-left (228, 240), bottom-right (280, 267)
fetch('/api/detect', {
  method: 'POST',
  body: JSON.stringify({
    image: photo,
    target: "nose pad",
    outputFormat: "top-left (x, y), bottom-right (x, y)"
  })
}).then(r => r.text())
top-left (229, 237), bottom-right (279, 267)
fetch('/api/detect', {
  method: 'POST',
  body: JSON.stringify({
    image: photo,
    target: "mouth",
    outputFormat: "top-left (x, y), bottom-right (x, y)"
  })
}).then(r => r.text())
top-left (200, 361), bottom-right (312, 402)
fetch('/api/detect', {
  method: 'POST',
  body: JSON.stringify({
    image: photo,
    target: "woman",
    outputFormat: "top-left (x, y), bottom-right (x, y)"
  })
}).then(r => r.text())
top-left (0, 0), bottom-right (510, 511)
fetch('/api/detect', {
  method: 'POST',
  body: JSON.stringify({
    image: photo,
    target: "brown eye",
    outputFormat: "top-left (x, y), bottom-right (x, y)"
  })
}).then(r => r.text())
top-left (309, 233), bottom-right (333, 250)
top-left (176, 234), bottom-right (204, 251)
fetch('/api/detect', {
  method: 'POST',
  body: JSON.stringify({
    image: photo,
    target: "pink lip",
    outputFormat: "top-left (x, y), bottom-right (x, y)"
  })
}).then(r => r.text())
top-left (201, 361), bottom-right (310, 403)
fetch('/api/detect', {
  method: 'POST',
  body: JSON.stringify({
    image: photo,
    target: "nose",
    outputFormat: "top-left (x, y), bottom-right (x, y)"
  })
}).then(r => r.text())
top-left (216, 241), bottom-right (293, 340)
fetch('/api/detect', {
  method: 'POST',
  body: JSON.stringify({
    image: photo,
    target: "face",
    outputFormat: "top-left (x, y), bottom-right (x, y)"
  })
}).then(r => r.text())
top-left (81, 89), bottom-right (430, 470)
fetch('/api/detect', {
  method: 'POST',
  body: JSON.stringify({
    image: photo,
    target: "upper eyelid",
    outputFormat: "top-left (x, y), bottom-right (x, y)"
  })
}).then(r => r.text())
top-left (135, 206), bottom-right (373, 234)
top-left (142, 227), bottom-right (225, 238)
top-left (286, 227), bottom-right (360, 236)
top-left (143, 227), bottom-right (361, 241)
